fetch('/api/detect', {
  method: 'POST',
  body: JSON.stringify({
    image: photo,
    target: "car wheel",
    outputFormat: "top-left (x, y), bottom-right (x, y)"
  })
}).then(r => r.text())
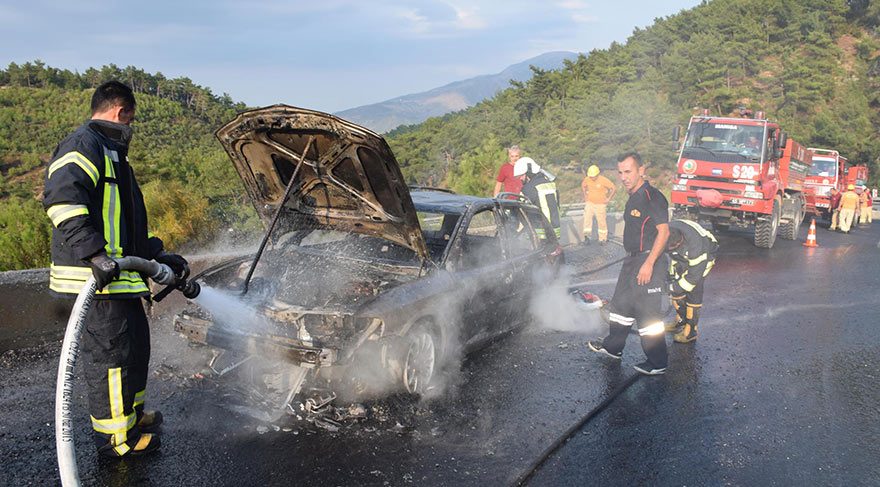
top-left (402, 326), bottom-right (436, 395)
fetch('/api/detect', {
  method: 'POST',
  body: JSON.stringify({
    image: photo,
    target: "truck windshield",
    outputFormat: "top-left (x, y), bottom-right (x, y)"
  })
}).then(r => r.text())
top-left (682, 122), bottom-right (765, 163)
top-left (809, 158), bottom-right (837, 177)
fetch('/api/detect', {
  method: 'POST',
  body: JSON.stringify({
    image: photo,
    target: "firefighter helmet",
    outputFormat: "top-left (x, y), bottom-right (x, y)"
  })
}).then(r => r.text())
top-left (587, 165), bottom-right (600, 177)
top-left (848, 184), bottom-right (855, 190)
top-left (513, 157), bottom-right (540, 177)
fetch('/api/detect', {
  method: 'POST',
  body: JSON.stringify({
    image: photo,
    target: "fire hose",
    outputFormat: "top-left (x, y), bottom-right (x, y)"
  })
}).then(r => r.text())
top-left (55, 256), bottom-right (199, 486)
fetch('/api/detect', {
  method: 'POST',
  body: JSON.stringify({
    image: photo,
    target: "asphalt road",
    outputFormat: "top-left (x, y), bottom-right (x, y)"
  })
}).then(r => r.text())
top-left (1, 221), bottom-right (878, 486)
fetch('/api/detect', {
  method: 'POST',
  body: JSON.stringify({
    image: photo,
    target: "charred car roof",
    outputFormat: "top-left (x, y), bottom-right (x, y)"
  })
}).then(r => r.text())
top-left (410, 190), bottom-right (495, 214)
top-left (216, 105), bottom-right (429, 260)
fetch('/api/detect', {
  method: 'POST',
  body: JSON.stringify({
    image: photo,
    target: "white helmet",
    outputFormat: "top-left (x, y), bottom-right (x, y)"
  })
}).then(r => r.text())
top-left (513, 156), bottom-right (540, 176)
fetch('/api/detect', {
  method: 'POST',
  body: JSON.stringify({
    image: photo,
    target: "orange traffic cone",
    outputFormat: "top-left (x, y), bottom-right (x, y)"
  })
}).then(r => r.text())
top-left (803, 217), bottom-right (818, 247)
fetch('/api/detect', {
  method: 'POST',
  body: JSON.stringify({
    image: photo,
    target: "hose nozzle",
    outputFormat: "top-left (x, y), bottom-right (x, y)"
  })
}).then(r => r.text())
top-left (181, 280), bottom-right (201, 299)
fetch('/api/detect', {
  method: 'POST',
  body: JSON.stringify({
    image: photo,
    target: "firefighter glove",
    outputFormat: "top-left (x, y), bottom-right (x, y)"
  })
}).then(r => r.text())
top-left (89, 252), bottom-right (120, 291)
top-left (156, 251), bottom-right (189, 277)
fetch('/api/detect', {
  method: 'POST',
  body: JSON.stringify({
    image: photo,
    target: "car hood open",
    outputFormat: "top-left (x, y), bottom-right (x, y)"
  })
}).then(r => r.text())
top-left (216, 105), bottom-right (428, 260)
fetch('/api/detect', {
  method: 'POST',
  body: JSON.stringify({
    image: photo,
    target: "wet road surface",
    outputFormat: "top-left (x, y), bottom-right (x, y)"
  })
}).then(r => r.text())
top-left (1, 222), bottom-right (878, 485)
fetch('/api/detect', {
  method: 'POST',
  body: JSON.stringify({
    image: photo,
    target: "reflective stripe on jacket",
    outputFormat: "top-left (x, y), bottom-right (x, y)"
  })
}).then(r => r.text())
top-left (535, 181), bottom-right (561, 238)
top-left (668, 219), bottom-right (718, 293)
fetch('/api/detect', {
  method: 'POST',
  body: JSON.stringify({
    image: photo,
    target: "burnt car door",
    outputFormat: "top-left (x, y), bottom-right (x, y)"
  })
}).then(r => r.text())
top-left (498, 203), bottom-right (561, 331)
top-left (444, 205), bottom-right (512, 347)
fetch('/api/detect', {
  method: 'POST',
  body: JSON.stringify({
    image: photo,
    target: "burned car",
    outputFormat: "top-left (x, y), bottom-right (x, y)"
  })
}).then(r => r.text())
top-left (174, 105), bottom-right (563, 407)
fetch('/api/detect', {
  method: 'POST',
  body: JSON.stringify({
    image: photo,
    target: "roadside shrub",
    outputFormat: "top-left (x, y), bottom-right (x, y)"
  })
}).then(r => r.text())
top-left (142, 179), bottom-right (218, 251)
top-left (0, 196), bottom-right (51, 270)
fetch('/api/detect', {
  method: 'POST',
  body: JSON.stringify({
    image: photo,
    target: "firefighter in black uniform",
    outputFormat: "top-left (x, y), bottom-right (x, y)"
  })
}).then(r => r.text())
top-left (664, 219), bottom-right (718, 343)
top-left (514, 156), bottom-right (561, 239)
top-left (588, 151), bottom-right (670, 375)
top-left (43, 81), bottom-right (188, 457)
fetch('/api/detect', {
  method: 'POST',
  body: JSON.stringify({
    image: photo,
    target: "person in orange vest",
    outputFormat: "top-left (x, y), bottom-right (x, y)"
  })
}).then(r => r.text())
top-left (837, 184), bottom-right (860, 233)
top-left (859, 188), bottom-right (872, 225)
top-left (581, 164), bottom-right (616, 244)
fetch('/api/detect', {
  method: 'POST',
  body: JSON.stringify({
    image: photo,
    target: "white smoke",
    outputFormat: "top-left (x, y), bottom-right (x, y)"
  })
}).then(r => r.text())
top-left (527, 267), bottom-right (605, 334)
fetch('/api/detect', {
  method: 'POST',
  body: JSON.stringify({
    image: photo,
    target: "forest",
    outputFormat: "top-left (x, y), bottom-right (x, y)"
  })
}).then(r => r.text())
top-left (1, 0), bottom-right (879, 270)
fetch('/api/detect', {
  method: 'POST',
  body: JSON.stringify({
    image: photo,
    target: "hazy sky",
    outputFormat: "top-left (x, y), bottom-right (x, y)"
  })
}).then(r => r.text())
top-left (1, 0), bottom-right (702, 112)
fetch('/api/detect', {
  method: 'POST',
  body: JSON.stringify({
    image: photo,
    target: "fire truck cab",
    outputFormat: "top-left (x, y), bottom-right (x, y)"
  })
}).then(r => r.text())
top-left (804, 149), bottom-right (847, 221)
top-left (671, 113), bottom-right (811, 248)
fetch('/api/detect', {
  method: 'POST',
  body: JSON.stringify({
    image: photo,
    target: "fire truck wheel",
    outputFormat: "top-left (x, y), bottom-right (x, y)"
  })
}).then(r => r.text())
top-left (755, 198), bottom-right (780, 248)
top-left (779, 201), bottom-right (803, 240)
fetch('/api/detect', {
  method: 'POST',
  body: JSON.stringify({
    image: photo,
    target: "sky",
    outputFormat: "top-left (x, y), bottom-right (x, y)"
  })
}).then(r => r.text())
top-left (0, 0), bottom-right (702, 113)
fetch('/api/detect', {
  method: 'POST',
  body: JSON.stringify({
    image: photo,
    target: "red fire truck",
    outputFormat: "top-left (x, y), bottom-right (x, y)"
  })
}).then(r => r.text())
top-left (804, 148), bottom-right (847, 221)
top-left (671, 112), bottom-right (812, 248)
top-left (845, 164), bottom-right (869, 191)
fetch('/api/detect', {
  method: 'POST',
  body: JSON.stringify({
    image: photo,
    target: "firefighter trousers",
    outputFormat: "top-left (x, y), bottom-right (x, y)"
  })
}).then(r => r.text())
top-left (583, 202), bottom-right (609, 241)
top-left (82, 298), bottom-right (151, 454)
top-left (601, 254), bottom-right (668, 369)
top-left (671, 276), bottom-right (705, 331)
top-left (839, 208), bottom-right (855, 232)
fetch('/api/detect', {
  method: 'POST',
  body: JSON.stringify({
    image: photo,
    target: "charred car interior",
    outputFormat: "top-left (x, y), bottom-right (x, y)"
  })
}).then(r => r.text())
top-left (174, 105), bottom-right (564, 420)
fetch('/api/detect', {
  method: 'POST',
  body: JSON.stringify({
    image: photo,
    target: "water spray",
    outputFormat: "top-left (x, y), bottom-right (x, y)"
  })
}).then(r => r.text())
top-left (54, 256), bottom-right (195, 487)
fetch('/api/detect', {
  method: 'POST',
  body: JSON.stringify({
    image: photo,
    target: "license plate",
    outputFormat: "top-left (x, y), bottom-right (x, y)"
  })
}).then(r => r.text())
top-left (729, 198), bottom-right (755, 206)
top-left (816, 203), bottom-right (830, 208)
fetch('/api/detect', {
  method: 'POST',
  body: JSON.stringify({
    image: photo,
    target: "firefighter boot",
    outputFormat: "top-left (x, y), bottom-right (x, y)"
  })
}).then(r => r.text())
top-left (137, 410), bottom-right (163, 433)
top-left (97, 432), bottom-right (161, 458)
top-left (674, 304), bottom-right (700, 343)
top-left (665, 295), bottom-right (686, 333)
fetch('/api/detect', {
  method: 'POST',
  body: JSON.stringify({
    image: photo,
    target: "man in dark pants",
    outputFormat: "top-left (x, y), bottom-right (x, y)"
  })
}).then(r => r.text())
top-left (43, 81), bottom-right (188, 457)
top-left (588, 151), bottom-right (669, 375)
top-left (663, 219), bottom-right (718, 343)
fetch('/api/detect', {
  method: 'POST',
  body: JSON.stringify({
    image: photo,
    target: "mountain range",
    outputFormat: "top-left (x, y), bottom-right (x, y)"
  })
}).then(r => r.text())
top-left (335, 51), bottom-right (579, 133)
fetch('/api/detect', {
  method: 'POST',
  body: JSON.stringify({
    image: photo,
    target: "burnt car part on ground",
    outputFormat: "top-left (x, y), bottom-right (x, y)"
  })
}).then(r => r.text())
top-left (174, 105), bottom-right (565, 420)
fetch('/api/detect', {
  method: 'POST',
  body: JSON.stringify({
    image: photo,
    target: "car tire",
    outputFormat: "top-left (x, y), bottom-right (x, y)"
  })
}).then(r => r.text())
top-left (402, 324), bottom-right (437, 395)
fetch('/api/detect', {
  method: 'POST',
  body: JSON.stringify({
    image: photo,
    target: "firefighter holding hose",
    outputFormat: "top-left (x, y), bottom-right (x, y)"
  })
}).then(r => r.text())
top-left (43, 81), bottom-right (187, 458)
top-left (664, 219), bottom-right (718, 343)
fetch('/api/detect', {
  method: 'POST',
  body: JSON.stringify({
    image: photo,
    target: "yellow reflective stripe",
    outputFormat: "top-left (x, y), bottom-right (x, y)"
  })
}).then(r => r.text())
top-left (109, 368), bottom-right (123, 419)
top-left (49, 264), bottom-right (148, 295)
top-left (50, 264), bottom-right (93, 278)
top-left (677, 273), bottom-right (696, 292)
top-left (703, 260), bottom-right (715, 276)
top-left (103, 147), bottom-right (118, 177)
top-left (677, 219), bottom-right (717, 243)
top-left (48, 151), bottom-right (99, 186)
top-left (134, 389), bottom-right (146, 407)
top-left (147, 231), bottom-right (156, 239)
top-left (133, 433), bottom-right (153, 450)
top-left (687, 253), bottom-right (708, 266)
top-left (103, 181), bottom-right (122, 258)
top-left (639, 321), bottom-right (666, 336)
top-left (47, 204), bottom-right (89, 227)
top-left (90, 414), bottom-right (136, 434)
top-left (107, 367), bottom-right (129, 449)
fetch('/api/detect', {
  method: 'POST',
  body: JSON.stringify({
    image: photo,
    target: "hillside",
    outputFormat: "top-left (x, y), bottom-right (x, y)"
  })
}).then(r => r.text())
top-left (3, 0), bottom-right (880, 271)
top-left (0, 63), bottom-right (259, 270)
top-left (335, 51), bottom-right (578, 133)
top-left (385, 0), bottom-right (880, 203)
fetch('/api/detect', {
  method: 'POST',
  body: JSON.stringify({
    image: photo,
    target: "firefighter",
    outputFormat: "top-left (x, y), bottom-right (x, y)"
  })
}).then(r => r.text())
top-left (859, 188), bottom-right (872, 225)
top-left (514, 156), bottom-right (561, 239)
top-left (581, 164), bottom-right (616, 245)
top-left (663, 219), bottom-right (719, 343)
top-left (837, 184), bottom-right (859, 233)
top-left (588, 151), bottom-right (669, 376)
top-left (828, 187), bottom-right (841, 231)
top-left (43, 81), bottom-right (188, 457)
